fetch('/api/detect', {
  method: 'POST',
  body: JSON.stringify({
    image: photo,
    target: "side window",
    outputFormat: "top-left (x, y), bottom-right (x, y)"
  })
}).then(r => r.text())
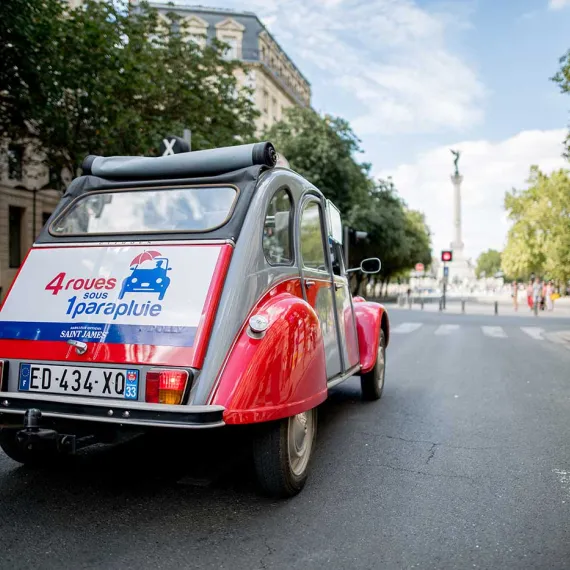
top-left (300, 201), bottom-right (328, 271)
top-left (263, 188), bottom-right (292, 265)
top-left (330, 241), bottom-right (345, 276)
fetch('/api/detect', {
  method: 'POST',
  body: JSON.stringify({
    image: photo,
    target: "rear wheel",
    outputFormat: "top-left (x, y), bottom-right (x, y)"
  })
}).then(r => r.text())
top-left (252, 408), bottom-right (317, 498)
top-left (361, 330), bottom-right (386, 401)
top-left (0, 433), bottom-right (63, 467)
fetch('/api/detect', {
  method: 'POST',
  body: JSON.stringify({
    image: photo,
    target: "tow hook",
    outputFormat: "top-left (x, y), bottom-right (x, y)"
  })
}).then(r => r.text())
top-left (16, 408), bottom-right (58, 451)
top-left (15, 408), bottom-right (97, 454)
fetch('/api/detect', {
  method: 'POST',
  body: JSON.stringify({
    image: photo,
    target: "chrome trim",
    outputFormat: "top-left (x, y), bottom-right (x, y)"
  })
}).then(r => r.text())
top-left (0, 392), bottom-right (225, 429)
top-left (326, 364), bottom-right (361, 389)
top-left (0, 409), bottom-right (225, 430)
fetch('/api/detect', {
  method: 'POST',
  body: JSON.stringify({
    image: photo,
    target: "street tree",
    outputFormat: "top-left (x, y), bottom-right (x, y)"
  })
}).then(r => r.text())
top-left (552, 49), bottom-right (570, 157)
top-left (0, 0), bottom-right (258, 185)
top-left (475, 249), bottom-right (502, 278)
top-left (503, 166), bottom-right (570, 284)
top-left (263, 106), bottom-right (371, 215)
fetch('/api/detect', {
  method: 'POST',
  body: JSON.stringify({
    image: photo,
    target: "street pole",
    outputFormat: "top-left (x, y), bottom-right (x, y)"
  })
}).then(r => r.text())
top-left (442, 262), bottom-right (447, 310)
top-left (32, 189), bottom-right (37, 241)
top-left (183, 129), bottom-right (191, 151)
top-left (343, 225), bottom-right (349, 268)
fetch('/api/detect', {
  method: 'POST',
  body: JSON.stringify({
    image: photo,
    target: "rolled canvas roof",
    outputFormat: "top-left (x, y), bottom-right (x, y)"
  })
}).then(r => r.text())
top-left (82, 142), bottom-right (277, 180)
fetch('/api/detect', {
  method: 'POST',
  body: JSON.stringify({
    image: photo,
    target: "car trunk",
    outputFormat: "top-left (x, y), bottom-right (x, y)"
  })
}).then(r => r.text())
top-left (0, 241), bottom-right (232, 403)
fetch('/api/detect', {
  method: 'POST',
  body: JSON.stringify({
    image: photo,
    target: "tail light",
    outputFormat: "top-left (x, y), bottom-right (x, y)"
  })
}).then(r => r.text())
top-left (145, 369), bottom-right (189, 405)
top-left (0, 360), bottom-right (6, 391)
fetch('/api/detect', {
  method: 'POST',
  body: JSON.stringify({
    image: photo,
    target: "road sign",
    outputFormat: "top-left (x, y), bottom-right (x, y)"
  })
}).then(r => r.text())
top-left (159, 135), bottom-right (190, 156)
top-left (441, 250), bottom-right (453, 262)
top-left (443, 266), bottom-right (449, 277)
top-left (415, 263), bottom-right (424, 272)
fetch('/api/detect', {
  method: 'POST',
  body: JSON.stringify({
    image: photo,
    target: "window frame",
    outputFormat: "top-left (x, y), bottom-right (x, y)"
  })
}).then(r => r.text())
top-left (48, 183), bottom-right (241, 238)
top-left (262, 186), bottom-right (294, 267)
top-left (9, 205), bottom-right (25, 268)
top-left (298, 197), bottom-right (330, 274)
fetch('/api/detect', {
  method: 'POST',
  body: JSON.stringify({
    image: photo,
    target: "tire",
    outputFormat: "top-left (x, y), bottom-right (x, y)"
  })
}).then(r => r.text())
top-left (361, 330), bottom-right (386, 401)
top-left (252, 408), bottom-right (317, 498)
top-left (0, 433), bottom-right (63, 467)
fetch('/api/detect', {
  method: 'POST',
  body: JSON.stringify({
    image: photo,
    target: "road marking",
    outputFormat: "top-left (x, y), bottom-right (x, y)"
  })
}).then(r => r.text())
top-left (391, 322), bottom-right (423, 334)
top-left (520, 327), bottom-right (545, 341)
top-left (481, 326), bottom-right (507, 338)
top-left (434, 324), bottom-right (459, 336)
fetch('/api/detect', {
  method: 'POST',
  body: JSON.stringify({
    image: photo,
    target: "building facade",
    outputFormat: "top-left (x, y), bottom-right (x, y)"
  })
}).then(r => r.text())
top-left (149, 3), bottom-right (311, 132)
top-left (0, 4), bottom-right (310, 302)
top-left (0, 145), bottom-right (61, 301)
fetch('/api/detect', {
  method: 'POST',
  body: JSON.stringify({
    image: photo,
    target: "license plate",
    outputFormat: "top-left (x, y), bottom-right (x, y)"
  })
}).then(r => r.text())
top-left (18, 363), bottom-right (139, 400)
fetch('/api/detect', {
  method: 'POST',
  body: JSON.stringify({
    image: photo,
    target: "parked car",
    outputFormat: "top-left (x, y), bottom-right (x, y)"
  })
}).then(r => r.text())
top-left (0, 142), bottom-right (390, 497)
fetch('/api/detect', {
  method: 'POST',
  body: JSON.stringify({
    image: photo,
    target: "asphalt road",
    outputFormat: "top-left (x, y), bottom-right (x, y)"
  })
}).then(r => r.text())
top-left (1, 308), bottom-right (570, 569)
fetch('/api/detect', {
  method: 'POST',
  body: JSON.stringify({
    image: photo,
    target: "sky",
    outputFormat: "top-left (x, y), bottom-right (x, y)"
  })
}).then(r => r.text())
top-left (173, 0), bottom-right (570, 262)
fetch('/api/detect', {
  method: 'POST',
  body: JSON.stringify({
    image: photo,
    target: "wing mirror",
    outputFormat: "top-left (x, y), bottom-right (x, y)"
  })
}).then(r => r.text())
top-left (347, 258), bottom-right (381, 274)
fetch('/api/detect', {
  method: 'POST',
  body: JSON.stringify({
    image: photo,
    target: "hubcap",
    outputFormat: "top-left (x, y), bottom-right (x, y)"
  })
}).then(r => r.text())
top-left (288, 410), bottom-right (315, 477)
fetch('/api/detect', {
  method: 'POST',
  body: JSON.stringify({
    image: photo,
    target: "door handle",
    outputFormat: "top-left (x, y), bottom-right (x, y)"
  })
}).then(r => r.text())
top-left (305, 279), bottom-right (316, 288)
top-left (334, 282), bottom-right (343, 291)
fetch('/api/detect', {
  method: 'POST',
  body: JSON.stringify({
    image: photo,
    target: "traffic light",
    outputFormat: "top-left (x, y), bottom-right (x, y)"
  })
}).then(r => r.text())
top-left (441, 250), bottom-right (453, 262)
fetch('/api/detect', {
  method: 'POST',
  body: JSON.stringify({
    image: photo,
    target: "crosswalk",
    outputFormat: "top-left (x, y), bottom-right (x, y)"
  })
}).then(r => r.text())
top-left (391, 322), bottom-right (547, 340)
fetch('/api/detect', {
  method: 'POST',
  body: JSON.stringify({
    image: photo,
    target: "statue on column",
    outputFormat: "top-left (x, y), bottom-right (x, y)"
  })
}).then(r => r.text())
top-left (450, 149), bottom-right (461, 177)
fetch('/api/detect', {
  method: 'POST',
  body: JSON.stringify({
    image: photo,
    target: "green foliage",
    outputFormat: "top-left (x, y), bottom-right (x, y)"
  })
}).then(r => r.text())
top-left (475, 249), bottom-right (502, 278)
top-left (264, 107), bottom-right (371, 214)
top-left (552, 50), bottom-right (570, 157)
top-left (0, 0), bottom-right (258, 182)
top-left (266, 110), bottom-right (432, 286)
top-left (503, 166), bottom-right (570, 283)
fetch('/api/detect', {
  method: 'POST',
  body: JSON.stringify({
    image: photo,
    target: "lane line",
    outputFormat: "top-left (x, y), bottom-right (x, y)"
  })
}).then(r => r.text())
top-left (434, 324), bottom-right (459, 336)
top-left (521, 327), bottom-right (545, 341)
top-left (481, 326), bottom-right (507, 338)
top-left (391, 322), bottom-right (423, 334)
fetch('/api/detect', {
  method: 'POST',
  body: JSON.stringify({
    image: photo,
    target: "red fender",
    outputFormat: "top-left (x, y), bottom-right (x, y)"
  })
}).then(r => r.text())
top-left (354, 301), bottom-right (390, 374)
top-left (210, 286), bottom-right (328, 425)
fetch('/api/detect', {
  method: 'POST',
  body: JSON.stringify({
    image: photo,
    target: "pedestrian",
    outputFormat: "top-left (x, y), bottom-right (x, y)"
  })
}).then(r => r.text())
top-left (532, 277), bottom-right (542, 314)
top-left (546, 280), bottom-right (554, 311)
top-left (511, 280), bottom-right (518, 311)
top-left (526, 280), bottom-right (534, 310)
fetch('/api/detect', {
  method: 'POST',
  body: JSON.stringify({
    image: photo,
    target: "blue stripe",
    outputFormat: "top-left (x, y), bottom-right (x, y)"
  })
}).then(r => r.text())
top-left (0, 321), bottom-right (196, 347)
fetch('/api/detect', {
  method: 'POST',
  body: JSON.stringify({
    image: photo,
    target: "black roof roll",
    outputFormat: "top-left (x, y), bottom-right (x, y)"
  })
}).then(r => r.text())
top-left (82, 142), bottom-right (277, 180)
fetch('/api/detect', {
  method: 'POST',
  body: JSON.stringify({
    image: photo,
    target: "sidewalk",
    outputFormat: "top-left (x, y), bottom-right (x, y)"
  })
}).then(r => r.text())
top-left (384, 299), bottom-right (570, 318)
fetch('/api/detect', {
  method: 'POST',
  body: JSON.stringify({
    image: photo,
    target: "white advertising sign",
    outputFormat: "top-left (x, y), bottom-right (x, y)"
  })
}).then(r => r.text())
top-left (0, 244), bottom-right (222, 347)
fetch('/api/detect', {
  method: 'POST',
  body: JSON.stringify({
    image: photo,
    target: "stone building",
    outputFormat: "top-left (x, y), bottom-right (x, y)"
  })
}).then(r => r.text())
top-left (0, 4), bottom-right (310, 302)
top-left (149, 3), bottom-right (312, 132)
top-left (0, 145), bottom-right (61, 302)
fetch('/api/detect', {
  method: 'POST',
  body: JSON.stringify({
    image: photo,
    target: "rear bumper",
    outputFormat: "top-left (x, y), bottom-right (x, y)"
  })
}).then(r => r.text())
top-left (0, 392), bottom-right (225, 429)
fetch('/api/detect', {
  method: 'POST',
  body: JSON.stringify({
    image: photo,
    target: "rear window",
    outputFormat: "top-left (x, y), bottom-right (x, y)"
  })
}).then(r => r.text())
top-left (50, 186), bottom-right (237, 235)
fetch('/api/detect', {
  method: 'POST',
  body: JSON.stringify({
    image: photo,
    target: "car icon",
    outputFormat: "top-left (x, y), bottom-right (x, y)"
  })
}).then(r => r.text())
top-left (118, 257), bottom-right (172, 301)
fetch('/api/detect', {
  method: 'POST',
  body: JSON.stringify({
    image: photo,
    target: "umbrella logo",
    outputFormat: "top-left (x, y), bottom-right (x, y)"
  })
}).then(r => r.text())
top-left (118, 250), bottom-right (173, 301)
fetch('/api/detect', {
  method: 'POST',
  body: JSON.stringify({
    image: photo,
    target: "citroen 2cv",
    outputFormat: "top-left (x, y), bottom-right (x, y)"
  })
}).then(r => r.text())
top-left (0, 142), bottom-right (389, 497)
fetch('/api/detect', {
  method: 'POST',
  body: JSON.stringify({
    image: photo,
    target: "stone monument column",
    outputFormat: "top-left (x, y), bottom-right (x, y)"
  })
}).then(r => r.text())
top-left (443, 149), bottom-right (475, 283)
top-left (450, 172), bottom-right (464, 253)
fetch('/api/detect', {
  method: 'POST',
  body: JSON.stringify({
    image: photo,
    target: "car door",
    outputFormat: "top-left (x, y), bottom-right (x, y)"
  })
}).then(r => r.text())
top-left (297, 197), bottom-right (342, 379)
top-left (330, 239), bottom-right (360, 370)
top-left (326, 200), bottom-right (360, 371)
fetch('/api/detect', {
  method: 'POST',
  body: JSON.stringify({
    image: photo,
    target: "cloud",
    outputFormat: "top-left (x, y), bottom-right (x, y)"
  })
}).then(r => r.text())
top-left (549, 0), bottom-right (570, 10)
top-left (377, 129), bottom-right (568, 261)
top-left (181, 0), bottom-right (485, 136)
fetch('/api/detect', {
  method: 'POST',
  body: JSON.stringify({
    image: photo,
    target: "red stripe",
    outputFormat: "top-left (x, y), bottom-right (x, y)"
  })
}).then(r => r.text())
top-left (0, 339), bottom-right (195, 367)
top-left (190, 244), bottom-right (233, 368)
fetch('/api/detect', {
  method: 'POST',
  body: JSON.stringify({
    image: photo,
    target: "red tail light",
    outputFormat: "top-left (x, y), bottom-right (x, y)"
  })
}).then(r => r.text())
top-left (145, 369), bottom-right (189, 405)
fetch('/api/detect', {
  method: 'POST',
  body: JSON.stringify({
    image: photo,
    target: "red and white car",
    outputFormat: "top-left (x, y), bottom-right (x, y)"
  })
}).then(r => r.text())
top-left (0, 142), bottom-right (389, 497)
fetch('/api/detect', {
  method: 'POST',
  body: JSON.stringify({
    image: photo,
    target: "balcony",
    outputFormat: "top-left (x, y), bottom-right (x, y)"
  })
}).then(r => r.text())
top-left (239, 49), bottom-right (310, 107)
